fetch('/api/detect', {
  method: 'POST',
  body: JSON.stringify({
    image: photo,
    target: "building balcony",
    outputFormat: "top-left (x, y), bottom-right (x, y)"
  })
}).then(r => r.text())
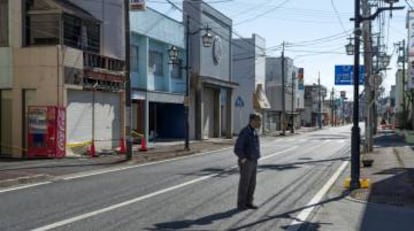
top-left (65, 51), bottom-right (125, 92)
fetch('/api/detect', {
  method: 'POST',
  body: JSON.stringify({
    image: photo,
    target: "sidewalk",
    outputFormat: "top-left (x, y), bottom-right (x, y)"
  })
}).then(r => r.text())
top-left (0, 126), bottom-right (316, 189)
top-left (304, 130), bottom-right (414, 231)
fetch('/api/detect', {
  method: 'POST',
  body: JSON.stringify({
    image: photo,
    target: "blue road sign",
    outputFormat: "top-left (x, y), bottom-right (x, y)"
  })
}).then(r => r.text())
top-left (235, 96), bottom-right (244, 107)
top-left (335, 65), bottom-right (365, 85)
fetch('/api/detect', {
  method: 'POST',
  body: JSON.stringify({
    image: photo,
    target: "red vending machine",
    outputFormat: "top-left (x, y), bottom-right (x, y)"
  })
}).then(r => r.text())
top-left (27, 106), bottom-right (66, 158)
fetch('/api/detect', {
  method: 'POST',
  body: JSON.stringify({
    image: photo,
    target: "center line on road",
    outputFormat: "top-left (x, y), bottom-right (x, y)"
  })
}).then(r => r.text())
top-left (31, 146), bottom-right (298, 231)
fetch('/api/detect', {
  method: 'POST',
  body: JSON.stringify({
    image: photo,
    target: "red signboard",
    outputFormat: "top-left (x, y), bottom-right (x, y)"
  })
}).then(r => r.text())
top-left (27, 106), bottom-right (66, 158)
top-left (130, 0), bottom-right (146, 11)
top-left (298, 68), bottom-right (304, 90)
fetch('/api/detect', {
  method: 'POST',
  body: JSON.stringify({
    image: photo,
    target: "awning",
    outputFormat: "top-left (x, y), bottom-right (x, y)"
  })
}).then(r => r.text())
top-left (253, 84), bottom-right (271, 110)
top-left (200, 76), bottom-right (239, 89)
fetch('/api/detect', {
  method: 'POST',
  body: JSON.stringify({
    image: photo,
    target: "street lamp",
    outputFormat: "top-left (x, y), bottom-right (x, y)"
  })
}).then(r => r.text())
top-left (348, 0), bottom-right (404, 190)
top-left (168, 46), bottom-right (179, 63)
top-left (345, 37), bottom-right (354, 55)
top-left (380, 54), bottom-right (391, 68)
top-left (168, 15), bottom-right (213, 151)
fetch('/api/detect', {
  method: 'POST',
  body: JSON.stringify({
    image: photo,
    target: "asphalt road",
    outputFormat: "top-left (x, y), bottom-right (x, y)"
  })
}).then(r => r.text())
top-left (0, 126), bottom-right (352, 231)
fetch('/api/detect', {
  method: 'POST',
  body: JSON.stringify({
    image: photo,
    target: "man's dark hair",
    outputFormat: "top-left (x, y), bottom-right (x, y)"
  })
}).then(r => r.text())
top-left (249, 113), bottom-right (261, 122)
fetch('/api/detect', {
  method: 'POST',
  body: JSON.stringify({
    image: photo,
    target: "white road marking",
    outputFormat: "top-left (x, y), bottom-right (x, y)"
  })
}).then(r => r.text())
top-left (287, 161), bottom-right (349, 231)
top-left (0, 182), bottom-right (52, 194)
top-left (31, 146), bottom-right (299, 231)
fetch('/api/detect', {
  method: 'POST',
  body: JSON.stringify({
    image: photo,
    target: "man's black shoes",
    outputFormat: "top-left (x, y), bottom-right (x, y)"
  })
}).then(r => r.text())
top-left (246, 204), bottom-right (258, 209)
top-left (237, 204), bottom-right (259, 210)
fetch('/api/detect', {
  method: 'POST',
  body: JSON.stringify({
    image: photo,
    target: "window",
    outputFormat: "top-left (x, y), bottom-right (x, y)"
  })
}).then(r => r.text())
top-left (171, 59), bottom-right (182, 79)
top-left (0, 0), bottom-right (8, 46)
top-left (85, 23), bottom-right (100, 53)
top-left (63, 14), bottom-right (100, 53)
top-left (63, 14), bottom-right (82, 48)
top-left (149, 50), bottom-right (164, 76)
top-left (24, 3), bottom-right (100, 51)
top-left (131, 45), bottom-right (139, 72)
top-left (27, 14), bottom-right (61, 45)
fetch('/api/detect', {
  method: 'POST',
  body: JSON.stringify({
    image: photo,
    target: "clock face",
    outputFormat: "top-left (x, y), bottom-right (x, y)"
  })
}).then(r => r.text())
top-left (212, 36), bottom-right (223, 65)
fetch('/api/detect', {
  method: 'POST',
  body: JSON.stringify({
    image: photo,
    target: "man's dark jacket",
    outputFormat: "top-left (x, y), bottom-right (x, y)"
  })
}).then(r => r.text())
top-left (234, 125), bottom-right (260, 160)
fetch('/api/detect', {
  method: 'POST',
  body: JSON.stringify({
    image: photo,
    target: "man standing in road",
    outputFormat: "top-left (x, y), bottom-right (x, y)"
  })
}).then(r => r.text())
top-left (234, 113), bottom-right (261, 210)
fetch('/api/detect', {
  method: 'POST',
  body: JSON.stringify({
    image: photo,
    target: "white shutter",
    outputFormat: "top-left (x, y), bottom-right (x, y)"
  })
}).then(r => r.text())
top-left (67, 90), bottom-right (121, 151)
top-left (67, 90), bottom-right (93, 144)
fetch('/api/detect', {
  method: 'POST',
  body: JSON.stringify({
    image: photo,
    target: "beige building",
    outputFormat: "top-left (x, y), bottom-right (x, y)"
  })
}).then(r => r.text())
top-left (0, 0), bottom-right (125, 158)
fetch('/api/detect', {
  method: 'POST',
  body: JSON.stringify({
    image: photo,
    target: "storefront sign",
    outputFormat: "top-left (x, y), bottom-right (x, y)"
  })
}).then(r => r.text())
top-left (130, 0), bottom-right (146, 11)
top-left (298, 68), bottom-right (304, 90)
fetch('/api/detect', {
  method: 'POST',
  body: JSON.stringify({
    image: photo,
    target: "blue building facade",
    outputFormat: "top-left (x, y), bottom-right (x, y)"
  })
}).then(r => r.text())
top-left (130, 8), bottom-right (186, 140)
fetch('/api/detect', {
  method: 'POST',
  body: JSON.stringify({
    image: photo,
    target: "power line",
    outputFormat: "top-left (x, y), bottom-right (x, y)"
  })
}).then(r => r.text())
top-left (281, 30), bottom-right (351, 47)
top-left (330, 0), bottom-right (348, 35)
top-left (234, 0), bottom-right (292, 26)
top-left (165, 0), bottom-right (268, 55)
top-left (228, 0), bottom-right (278, 18)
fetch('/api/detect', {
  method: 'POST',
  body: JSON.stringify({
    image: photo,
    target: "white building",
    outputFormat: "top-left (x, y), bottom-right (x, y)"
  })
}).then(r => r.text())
top-left (265, 57), bottom-right (302, 131)
top-left (232, 34), bottom-right (269, 134)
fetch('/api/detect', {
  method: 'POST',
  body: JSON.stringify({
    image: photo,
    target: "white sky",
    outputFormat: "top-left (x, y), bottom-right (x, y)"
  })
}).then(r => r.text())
top-left (145, 0), bottom-right (410, 100)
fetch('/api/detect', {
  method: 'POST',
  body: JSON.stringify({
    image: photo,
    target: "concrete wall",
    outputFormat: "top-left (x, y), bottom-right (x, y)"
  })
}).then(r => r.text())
top-left (0, 0), bottom-right (22, 88)
top-left (9, 0), bottom-right (22, 48)
top-left (0, 48), bottom-right (12, 88)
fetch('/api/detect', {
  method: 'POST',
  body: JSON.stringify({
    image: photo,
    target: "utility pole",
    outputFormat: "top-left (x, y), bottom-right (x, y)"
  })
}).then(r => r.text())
top-left (396, 40), bottom-right (407, 129)
top-left (291, 71), bottom-right (295, 133)
top-left (184, 14), bottom-right (190, 150)
top-left (350, 0), bottom-right (362, 190)
top-left (362, 0), bottom-right (373, 152)
top-left (124, 0), bottom-right (132, 160)
top-left (402, 39), bottom-right (407, 129)
top-left (281, 41), bottom-right (286, 135)
top-left (331, 87), bottom-right (334, 126)
top-left (348, 0), bottom-right (403, 191)
top-left (373, 34), bottom-right (380, 135)
top-left (318, 72), bottom-right (322, 129)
